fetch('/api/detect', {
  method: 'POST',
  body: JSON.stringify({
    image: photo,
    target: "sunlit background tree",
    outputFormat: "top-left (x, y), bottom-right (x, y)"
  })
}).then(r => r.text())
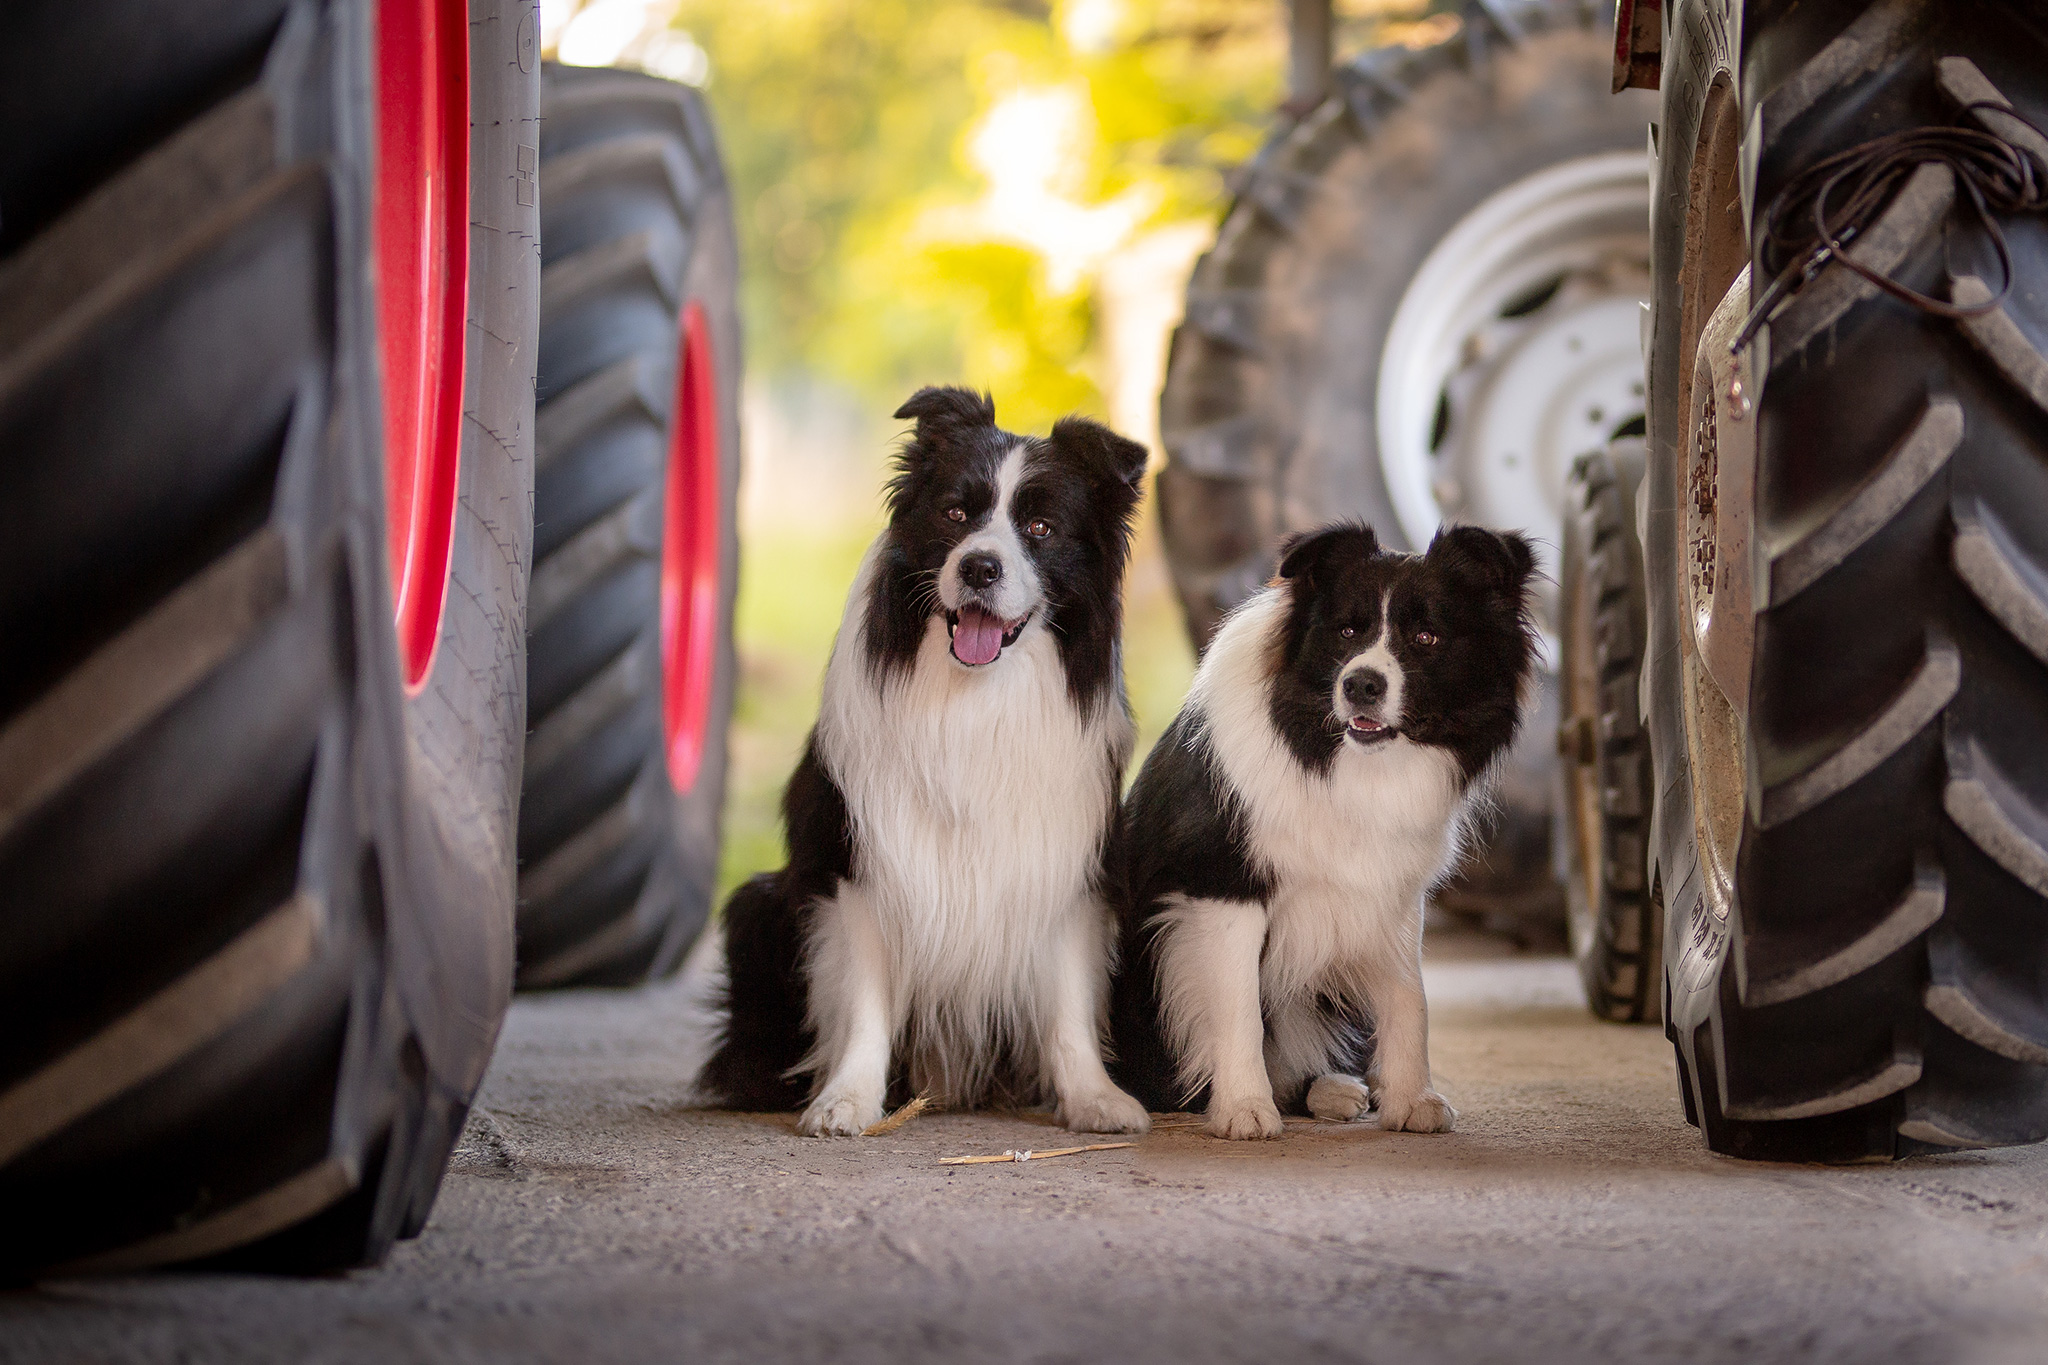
top-left (539, 0), bottom-right (1449, 891)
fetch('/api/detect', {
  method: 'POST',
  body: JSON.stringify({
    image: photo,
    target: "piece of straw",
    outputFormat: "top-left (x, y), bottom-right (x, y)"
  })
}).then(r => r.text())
top-left (938, 1142), bottom-right (1136, 1165)
top-left (861, 1093), bottom-right (934, 1137)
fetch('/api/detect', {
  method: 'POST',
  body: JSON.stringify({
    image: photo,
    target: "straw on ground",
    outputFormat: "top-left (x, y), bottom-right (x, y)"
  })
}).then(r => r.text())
top-left (861, 1094), bottom-right (934, 1137)
top-left (939, 1143), bottom-right (1136, 1165)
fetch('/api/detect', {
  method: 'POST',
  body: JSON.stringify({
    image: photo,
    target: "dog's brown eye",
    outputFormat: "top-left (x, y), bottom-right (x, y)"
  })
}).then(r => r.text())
top-left (945, 506), bottom-right (966, 523)
top-left (1339, 626), bottom-right (1356, 639)
top-left (1026, 519), bottom-right (1052, 539)
top-left (1415, 630), bottom-right (1439, 647)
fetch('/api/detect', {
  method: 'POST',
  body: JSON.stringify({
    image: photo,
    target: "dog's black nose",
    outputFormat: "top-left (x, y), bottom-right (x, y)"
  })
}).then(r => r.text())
top-left (1343, 669), bottom-right (1387, 705)
top-left (959, 553), bottom-right (1003, 590)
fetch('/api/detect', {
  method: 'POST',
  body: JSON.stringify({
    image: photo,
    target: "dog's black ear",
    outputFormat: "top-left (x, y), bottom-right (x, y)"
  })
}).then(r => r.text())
top-left (1049, 415), bottom-right (1148, 490)
top-left (1426, 524), bottom-right (1537, 596)
top-left (887, 387), bottom-right (995, 517)
top-left (1277, 522), bottom-right (1377, 587)
top-left (893, 386), bottom-right (996, 440)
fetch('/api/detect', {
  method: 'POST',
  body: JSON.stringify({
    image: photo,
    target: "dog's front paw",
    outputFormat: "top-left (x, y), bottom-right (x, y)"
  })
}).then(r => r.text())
top-left (1376, 1088), bottom-right (1456, 1133)
top-left (1059, 1086), bottom-right (1151, 1135)
top-left (1206, 1096), bottom-right (1284, 1140)
top-left (798, 1090), bottom-right (884, 1137)
top-left (1305, 1073), bottom-right (1372, 1121)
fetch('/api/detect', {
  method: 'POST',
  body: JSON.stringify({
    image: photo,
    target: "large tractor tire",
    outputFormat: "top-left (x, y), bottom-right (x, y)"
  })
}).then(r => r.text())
top-left (1157, 0), bottom-right (1657, 930)
top-left (1650, 0), bottom-right (2048, 1160)
top-left (514, 65), bottom-right (741, 990)
top-left (0, 0), bottom-right (538, 1272)
top-left (1558, 440), bottom-right (1660, 1022)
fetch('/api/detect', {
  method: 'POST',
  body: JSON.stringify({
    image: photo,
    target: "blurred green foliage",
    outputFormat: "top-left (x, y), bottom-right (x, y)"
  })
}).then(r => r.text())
top-left (717, 520), bottom-right (881, 899)
top-left (659, 0), bottom-right (1446, 897)
top-left (673, 0), bottom-right (1285, 424)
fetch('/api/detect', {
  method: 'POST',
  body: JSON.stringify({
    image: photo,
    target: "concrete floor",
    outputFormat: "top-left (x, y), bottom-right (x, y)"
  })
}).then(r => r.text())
top-left (5, 949), bottom-right (2047, 1365)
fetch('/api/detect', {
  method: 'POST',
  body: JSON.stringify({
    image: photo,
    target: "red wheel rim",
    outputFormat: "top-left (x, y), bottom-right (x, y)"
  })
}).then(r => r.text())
top-left (661, 302), bottom-right (722, 792)
top-left (375, 0), bottom-right (471, 692)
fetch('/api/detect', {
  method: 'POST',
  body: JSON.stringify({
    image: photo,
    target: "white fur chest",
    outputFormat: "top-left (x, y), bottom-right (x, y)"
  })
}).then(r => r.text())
top-left (814, 552), bottom-right (1130, 999)
top-left (1189, 591), bottom-right (1471, 997)
top-left (1251, 742), bottom-right (1466, 997)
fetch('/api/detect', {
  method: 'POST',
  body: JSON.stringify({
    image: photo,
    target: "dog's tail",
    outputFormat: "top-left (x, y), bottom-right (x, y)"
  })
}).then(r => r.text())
top-left (665, 914), bottom-right (731, 1103)
top-left (692, 872), bottom-right (813, 1112)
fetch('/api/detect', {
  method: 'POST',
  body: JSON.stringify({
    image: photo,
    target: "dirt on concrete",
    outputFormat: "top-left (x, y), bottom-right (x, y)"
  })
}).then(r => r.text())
top-left (4, 949), bottom-right (2046, 1365)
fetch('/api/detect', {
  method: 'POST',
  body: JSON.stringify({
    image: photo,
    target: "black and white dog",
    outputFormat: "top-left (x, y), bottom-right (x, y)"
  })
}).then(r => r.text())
top-left (1110, 523), bottom-right (1538, 1138)
top-left (696, 387), bottom-right (1152, 1137)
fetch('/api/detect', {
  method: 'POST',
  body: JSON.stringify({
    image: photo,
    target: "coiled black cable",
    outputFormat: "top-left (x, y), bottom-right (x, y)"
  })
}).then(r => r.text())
top-left (1733, 99), bottom-right (2048, 355)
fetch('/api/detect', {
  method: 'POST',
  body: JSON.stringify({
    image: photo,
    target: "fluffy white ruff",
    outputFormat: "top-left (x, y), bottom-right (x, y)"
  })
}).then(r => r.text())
top-left (794, 541), bottom-right (1147, 1137)
top-left (1154, 587), bottom-right (1474, 1138)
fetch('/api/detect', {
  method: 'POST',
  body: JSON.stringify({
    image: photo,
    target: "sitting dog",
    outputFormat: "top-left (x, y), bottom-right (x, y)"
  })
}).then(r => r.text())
top-left (696, 387), bottom-right (1152, 1137)
top-left (1109, 522), bottom-right (1538, 1138)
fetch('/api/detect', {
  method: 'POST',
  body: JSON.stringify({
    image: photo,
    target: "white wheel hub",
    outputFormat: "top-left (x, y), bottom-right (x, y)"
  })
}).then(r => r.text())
top-left (1376, 151), bottom-right (1653, 659)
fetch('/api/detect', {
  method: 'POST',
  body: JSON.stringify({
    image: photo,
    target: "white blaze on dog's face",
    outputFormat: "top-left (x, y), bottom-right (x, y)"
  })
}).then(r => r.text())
top-left (1330, 592), bottom-right (1405, 747)
top-left (936, 442), bottom-right (1045, 667)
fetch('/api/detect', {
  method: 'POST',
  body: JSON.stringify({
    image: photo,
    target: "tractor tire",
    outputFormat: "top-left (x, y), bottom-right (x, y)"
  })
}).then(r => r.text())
top-left (515, 64), bottom-right (741, 990)
top-left (1650, 0), bottom-right (2048, 1160)
top-left (1157, 0), bottom-right (1654, 636)
top-left (1558, 440), bottom-right (1660, 1022)
top-left (0, 0), bottom-right (539, 1273)
top-left (1157, 0), bottom-right (1657, 929)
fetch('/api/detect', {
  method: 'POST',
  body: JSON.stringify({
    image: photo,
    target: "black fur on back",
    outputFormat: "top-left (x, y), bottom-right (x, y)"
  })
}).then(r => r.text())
top-left (864, 385), bottom-right (1147, 711)
top-left (1107, 710), bottom-right (1269, 1111)
top-left (698, 737), bottom-right (851, 1110)
top-left (699, 386), bottom-right (1147, 1111)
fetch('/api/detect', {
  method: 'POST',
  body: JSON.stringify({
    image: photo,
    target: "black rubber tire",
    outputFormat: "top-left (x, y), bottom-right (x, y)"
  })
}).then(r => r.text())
top-left (1156, 0), bottom-right (1656, 928)
top-left (1558, 440), bottom-right (1661, 1022)
top-left (0, 0), bottom-right (538, 1272)
top-left (515, 64), bottom-right (741, 990)
top-left (1156, 0), bottom-right (1653, 638)
top-left (1650, 0), bottom-right (2048, 1160)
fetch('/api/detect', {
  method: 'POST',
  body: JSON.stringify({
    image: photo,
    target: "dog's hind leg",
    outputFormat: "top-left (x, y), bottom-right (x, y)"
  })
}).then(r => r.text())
top-left (797, 886), bottom-right (895, 1136)
top-left (1265, 994), bottom-right (1368, 1119)
top-left (1040, 900), bottom-right (1150, 1135)
top-left (1304, 1074), bottom-right (1372, 1121)
top-left (699, 874), bottom-right (814, 1112)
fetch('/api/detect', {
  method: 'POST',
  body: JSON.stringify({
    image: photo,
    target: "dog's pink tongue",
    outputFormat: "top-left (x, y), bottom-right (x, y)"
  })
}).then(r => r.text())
top-left (952, 606), bottom-right (1004, 665)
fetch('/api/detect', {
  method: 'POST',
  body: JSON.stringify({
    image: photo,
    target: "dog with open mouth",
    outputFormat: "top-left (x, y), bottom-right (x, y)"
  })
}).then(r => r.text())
top-left (1108, 522), bottom-right (1539, 1138)
top-left (694, 386), bottom-right (1153, 1137)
